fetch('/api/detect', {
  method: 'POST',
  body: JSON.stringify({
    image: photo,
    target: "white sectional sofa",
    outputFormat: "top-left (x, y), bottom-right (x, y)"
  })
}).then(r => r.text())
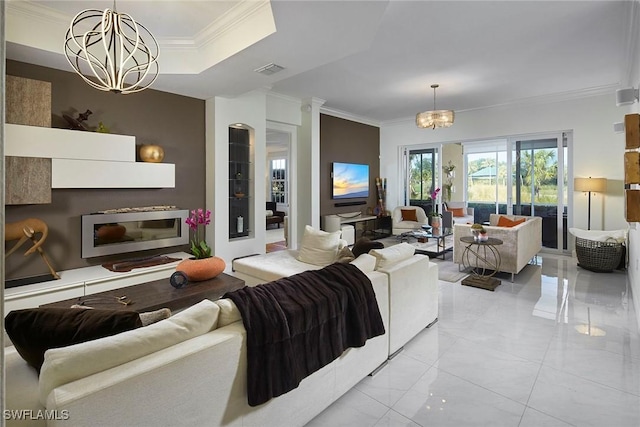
top-left (5, 265), bottom-right (390, 427)
top-left (5, 228), bottom-right (438, 426)
top-left (233, 244), bottom-right (439, 357)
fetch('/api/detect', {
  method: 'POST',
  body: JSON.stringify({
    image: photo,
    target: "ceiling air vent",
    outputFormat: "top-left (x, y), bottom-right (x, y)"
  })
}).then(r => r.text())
top-left (254, 63), bottom-right (285, 76)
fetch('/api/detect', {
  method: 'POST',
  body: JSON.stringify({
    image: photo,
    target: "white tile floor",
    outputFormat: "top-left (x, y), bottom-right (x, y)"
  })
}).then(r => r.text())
top-left (307, 253), bottom-right (640, 427)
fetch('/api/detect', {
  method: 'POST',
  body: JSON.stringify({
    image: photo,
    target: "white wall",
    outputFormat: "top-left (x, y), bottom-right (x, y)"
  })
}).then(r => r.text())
top-left (298, 98), bottom-right (325, 235)
top-left (381, 93), bottom-right (627, 232)
top-left (205, 91), bottom-right (312, 266)
top-left (206, 91), bottom-right (267, 267)
top-left (622, 2), bottom-right (640, 331)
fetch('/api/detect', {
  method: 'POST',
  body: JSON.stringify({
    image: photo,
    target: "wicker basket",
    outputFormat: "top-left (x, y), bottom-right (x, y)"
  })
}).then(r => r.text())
top-left (575, 236), bottom-right (624, 272)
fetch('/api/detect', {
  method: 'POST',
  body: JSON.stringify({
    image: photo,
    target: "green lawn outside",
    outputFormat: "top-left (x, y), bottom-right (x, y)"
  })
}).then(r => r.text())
top-left (467, 183), bottom-right (566, 204)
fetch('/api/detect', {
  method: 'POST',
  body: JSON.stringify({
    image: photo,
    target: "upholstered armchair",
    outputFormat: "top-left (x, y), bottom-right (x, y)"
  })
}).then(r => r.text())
top-left (391, 206), bottom-right (428, 235)
top-left (443, 201), bottom-right (475, 227)
top-left (453, 214), bottom-right (542, 281)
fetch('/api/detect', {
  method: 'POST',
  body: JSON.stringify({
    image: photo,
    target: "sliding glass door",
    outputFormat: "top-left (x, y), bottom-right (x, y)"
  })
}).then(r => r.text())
top-left (465, 140), bottom-right (508, 220)
top-left (462, 133), bottom-right (570, 253)
top-left (510, 133), bottom-right (568, 251)
top-left (407, 148), bottom-right (439, 214)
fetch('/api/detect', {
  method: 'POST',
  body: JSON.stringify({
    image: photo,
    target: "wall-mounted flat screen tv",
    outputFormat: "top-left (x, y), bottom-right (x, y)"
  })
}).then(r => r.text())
top-left (332, 162), bottom-right (369, 199)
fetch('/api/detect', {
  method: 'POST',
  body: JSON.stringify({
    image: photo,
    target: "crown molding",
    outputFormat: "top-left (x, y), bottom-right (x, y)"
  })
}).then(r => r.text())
top-left (193, 0), bottom-right (271, 48)
top-left (622, 0), bottom-right (640, 86)
top-left (457, 84), bottom-right (618, 113)
top-left (381, 84), bottom-right (618, 127)
top-left (319, 106), bottom-right (381, 128)
top-left (7, 0), bottom-right (275, 75)
top-left (7, 0), bottom-right (69, 25)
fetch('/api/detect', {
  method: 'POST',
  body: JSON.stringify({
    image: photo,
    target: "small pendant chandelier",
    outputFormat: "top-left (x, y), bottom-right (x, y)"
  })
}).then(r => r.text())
top-left (64, 1), bottom-right (159, 94)
top-left (416, 84), bottom-right (455, 129)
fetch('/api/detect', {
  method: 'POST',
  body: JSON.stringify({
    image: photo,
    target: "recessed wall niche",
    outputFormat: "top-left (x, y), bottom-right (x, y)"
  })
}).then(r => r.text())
top-left (229, 124), bottom-right (254, 238)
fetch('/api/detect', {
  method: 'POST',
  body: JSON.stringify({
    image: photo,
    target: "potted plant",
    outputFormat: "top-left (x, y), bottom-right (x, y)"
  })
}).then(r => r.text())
top-left (429, 187), bottom-right (442, 227)
top-left (176, 208), bottom-right (226, 281)
top-left (470, 223), bottom-right (486, 241)
top-left (429, 212), bottom-right (442, 228)
top-left (442, 161), bottom-right (456, 203)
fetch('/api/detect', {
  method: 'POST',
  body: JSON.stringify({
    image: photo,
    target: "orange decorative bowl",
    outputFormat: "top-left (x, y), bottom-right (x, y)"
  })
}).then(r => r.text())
top-left (176, 256), bottom-right (225, 282)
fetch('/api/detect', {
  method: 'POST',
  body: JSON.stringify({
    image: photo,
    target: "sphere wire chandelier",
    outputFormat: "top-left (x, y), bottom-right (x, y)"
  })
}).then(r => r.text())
top-left (64, 1), bottom-right (159, 94)
top-left (416, 84), bottom-right (454, 129)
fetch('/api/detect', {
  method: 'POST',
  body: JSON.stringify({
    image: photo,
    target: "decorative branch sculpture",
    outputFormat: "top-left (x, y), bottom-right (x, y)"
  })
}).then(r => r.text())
top-left (5, 218), bottom-right (60, 279)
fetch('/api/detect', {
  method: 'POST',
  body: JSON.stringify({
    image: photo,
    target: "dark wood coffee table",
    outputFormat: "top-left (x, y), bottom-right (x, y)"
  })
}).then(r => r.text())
top-left (41, 273), bottom-right (245, 313)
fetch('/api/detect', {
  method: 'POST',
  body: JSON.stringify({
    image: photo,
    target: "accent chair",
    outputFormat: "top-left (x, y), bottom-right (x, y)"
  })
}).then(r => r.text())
top-left (391, 206), bottom-right (429, 235)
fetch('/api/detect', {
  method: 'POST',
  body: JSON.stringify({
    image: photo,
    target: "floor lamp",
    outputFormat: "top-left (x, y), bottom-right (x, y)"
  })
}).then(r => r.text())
top-left (574, 177), bottom-right (607, 230)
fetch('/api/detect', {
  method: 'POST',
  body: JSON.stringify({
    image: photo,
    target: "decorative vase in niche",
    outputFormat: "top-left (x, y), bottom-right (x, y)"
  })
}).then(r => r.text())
top-left (139, 144), bottom-right (165, 163)
top-left (176, 256), bottom-right (225, 282)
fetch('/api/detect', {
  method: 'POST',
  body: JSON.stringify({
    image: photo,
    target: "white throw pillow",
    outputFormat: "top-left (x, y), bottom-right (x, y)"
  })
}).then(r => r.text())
top-left (297, 225), bottom-right (341, 266)
top-left (266, 210), bottom-right (274, 217)
top-left (215, 298), bottom-right (242, 327)
top-left (369, 243), bottom-right (416, 270)
top-left (350, 253), bottom-right (377, 273)
top-left (39, 299), bottom-right (220, 405)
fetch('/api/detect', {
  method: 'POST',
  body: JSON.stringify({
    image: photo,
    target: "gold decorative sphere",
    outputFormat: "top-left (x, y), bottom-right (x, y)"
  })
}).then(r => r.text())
top-left (139, 144), bottom-right (165, 163)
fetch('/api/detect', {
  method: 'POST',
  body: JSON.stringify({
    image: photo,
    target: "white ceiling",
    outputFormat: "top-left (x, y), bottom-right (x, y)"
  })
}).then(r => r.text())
top-left (5, 0), bottom-right (637, 124)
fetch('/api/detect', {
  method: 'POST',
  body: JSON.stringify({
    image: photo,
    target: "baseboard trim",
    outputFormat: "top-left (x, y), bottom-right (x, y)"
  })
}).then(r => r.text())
top-left (368, 360), bottom-right (388, 376)
top-left (426, 317), bottom-right (439, 328)
top-left (388, 347), bottom-right (404, 360)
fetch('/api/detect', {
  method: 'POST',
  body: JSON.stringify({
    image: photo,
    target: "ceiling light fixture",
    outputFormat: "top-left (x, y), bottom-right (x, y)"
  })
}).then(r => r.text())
top-left (416, 84), bottom-right (454, 129)
top-left (64, 1), bottom-right (159, 94)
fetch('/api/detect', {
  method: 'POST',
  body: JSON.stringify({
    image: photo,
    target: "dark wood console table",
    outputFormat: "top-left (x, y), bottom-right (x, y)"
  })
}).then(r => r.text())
top-left (41, 273), bottom-right (245, 313)
top-left (340, 215), bottom-right (392, 240)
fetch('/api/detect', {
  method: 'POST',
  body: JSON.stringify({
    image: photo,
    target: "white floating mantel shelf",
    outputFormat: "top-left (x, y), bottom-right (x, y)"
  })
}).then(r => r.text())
top-left (5, 123), bottom-right (175, 189)
top-left (52, 159), bottom-right (175, 188)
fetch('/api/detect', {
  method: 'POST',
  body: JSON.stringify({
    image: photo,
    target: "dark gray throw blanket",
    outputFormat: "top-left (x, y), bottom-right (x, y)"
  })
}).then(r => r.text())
top-left (224, 262), bottom-right (385, 406)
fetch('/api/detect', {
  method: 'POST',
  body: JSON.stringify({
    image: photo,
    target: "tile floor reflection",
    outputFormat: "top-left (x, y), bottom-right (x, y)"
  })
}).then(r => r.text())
top-left (307, 253), bottom-right (640, 427)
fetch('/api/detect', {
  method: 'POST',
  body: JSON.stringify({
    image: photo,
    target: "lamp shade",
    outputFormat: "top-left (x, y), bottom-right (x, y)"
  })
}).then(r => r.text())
top-left (574, 177), bottom-right (607, 192)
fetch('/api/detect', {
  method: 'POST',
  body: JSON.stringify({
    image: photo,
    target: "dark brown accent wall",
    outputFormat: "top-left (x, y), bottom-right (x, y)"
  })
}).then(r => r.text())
top-left (320, 114), bottom-right (380, 216)
top-left (4, 60), bottom-right (206, 280)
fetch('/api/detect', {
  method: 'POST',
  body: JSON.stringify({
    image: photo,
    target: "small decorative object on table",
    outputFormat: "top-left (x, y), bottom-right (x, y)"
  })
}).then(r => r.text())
top-left (176, 208), bottom-right (226, 281)
top-left (470, 223), bottom-right (485, 241)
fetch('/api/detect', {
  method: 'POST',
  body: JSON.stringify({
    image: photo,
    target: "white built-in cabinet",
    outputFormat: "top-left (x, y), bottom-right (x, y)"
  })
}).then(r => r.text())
top-left (5, 123), bottom-right (175, 188)
top-left (4, 252), bottom-right (190, 313)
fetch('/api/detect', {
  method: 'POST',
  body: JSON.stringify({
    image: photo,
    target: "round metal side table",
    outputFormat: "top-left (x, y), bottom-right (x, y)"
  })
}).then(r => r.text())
top-left (459, 236), bottom-right (503, 291)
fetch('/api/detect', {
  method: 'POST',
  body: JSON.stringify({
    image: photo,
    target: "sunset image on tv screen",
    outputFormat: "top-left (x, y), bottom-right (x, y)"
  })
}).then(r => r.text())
top-left (332, 162), bottom-right (369, 199)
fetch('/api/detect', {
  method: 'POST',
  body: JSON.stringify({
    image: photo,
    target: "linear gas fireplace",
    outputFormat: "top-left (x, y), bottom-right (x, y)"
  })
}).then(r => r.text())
top-left (81, 208), bottom-right (189, 258)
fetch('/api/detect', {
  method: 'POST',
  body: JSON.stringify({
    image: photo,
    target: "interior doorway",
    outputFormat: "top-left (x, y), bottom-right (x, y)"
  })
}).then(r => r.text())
top-left (266, 123), bottom-right (296, 252)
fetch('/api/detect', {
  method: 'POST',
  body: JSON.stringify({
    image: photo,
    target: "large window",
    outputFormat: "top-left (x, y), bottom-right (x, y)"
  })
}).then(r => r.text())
top-left (270, 158), bottom-right (287, 204)
top-left (463, 134), bottom-right (569, 251)
top-left (465, 141), bottom-right (508, 221)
